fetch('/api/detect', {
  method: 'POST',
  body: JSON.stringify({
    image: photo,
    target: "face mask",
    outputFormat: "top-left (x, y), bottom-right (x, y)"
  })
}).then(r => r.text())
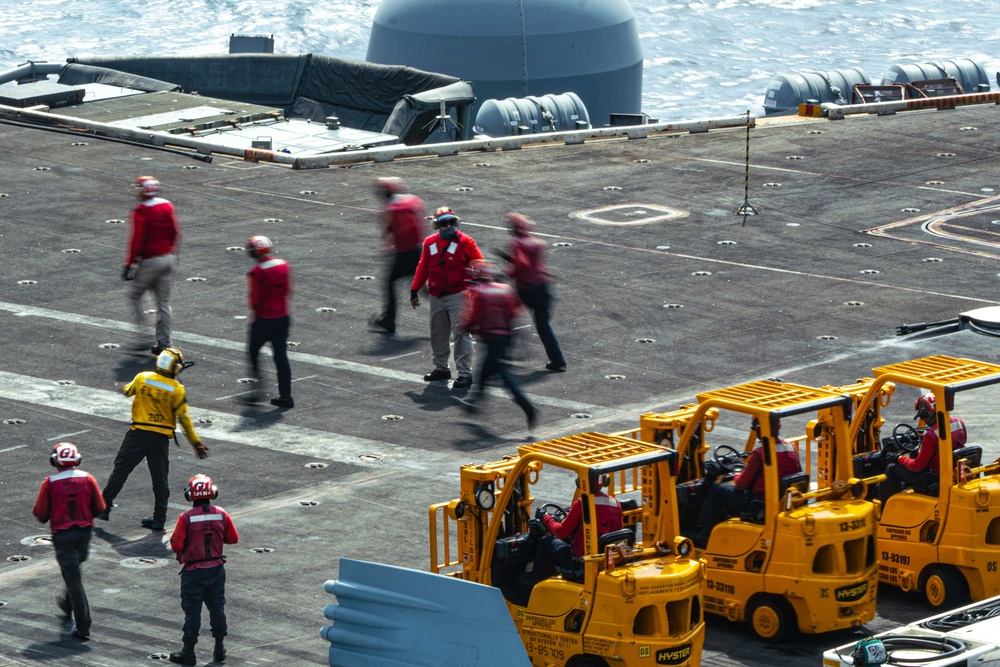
top-left (439, 226), bottom-right (457, 239)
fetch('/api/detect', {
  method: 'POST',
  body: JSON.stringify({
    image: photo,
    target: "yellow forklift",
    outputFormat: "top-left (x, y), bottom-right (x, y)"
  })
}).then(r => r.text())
top-left (635, 380), bottom-right (879, 642)
top-left (819, 355), bottom-right (1000, 609)
top-left (429, 432), bottom-right (704, 667)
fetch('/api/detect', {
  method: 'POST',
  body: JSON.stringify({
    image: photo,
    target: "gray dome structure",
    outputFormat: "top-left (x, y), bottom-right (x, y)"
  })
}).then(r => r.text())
top-left (366, 0), bottom-right (643, 128)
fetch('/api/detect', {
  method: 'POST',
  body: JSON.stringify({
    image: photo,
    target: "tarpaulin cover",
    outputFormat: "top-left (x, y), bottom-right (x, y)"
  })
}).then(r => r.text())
top-left (57, 63), bottom-right (181, 93)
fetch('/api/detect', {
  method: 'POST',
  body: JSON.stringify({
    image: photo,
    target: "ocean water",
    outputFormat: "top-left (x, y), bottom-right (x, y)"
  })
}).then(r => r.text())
top-left (1, 0), bottom-right (998, 122)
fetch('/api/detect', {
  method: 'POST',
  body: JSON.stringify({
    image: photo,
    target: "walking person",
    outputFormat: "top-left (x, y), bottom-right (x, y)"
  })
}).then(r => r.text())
top-left (244, 235), bottom-right (294, 408)
top-left (457, 261), bottom-right (538, 428)
top-left (168, 474), bottom-right (239, 665)
top-left (410, 207), bottom-right (483, 389)
top-left (369, 177), bottom-right (426, 334)
top-left (498, 212), bottom-right (566, 371)
top-left (123, 176), bottom-right (180, 355)
top-left (32, 442), bottom-right (107, 641)
top-left (97, 347), bottom-right (208, 531)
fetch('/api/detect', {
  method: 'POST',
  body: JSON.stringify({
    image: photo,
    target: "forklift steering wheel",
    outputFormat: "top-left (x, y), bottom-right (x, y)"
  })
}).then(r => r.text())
top-left (892, 423), bottom-right (922, 453)
top-left (539, 502), bottom-right (568, 522)
top-left (713, 444), bottom-right (745, 473)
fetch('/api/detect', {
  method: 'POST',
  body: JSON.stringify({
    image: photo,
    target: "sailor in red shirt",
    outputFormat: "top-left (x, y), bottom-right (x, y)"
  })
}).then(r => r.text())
top-left (124, 176), bottom-right (181, 356)
top-left (692, 417), bottom-right (801, 546)
top-left (244, 235), bottom-right (294, 409)
top-left (878, 393), bottom-right (968, 502)
top-left (457, 261), bottom-right (537, 428)
top-left (498, 213), bottom-right (566, 371)
top-left (167, 474), bottom-right (239, 666)
top-left (410, 207), bottom-right (483, 388)
top-left (370, 177), bottom-right (426, 334)
top-left (32, 442), bottom-right (107, 641)
top-left (532, 474), bottom-right (623, 579)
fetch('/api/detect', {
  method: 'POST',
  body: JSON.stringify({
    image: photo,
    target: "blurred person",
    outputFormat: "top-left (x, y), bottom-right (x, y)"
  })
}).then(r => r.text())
top-left (370, 177), bottom-right (426, 334)
top-left (33, 442), bottom-right (106, 641)
top-left (123, 176), bottom-right (180, 355)
top-left (497, 212), bottom-right (566, 371)
top-left (410, 207), bottom-right (483, 389)
top-left (457, 260), bottom-right (537, 428)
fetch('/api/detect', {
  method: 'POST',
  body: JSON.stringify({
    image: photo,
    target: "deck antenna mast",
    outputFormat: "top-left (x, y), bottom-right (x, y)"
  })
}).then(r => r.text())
top-left (737, 110), bottom-right (758, 226)
top-left (429, 100), bottom-right (460, 139)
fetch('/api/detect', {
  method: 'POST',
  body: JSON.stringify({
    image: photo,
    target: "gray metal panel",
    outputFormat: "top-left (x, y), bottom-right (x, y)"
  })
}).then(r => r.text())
top-left (321, 558), bottom-right (530, 667)
top-left (880, 58), bottom-right (990, 92)
top-left (762, 68), bottom-right (870, 115)
top-left (366, 0), bottom-right (642, 126)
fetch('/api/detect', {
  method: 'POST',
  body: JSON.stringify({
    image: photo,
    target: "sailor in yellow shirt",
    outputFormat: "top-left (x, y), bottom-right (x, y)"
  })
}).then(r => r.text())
top-left (96, 348), bottom-right (208, 531)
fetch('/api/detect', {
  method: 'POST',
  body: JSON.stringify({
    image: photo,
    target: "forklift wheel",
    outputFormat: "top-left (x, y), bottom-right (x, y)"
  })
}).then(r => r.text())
top-left (748, 596), bottom-right (794, 643)
top-left (924, 565), bottom-right (965, 609)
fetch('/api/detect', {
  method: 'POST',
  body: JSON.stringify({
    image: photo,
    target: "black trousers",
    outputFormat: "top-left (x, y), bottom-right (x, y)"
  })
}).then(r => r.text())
top-left (517, 283), bottom-right (565, 367)
top-left (248, 315), bottom-right (292, 399)
top-left (102, 428), bottom-right (170, 522)
top-left (53, 526), bottom-right (93, 633)
top-left (180, 565), bottom-right (228, 645)
top-left (381, 247), bottom-right (421, 327)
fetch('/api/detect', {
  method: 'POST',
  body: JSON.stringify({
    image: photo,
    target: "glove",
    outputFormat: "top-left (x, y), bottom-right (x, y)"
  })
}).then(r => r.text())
top-left (410, 290), bottom-right (420, 309)
top-left (121, 264), bottom-right (136, 281)
top-left (534, 507), bottom-right (546, 522)
top-left (192, 442), bottom-right (209, 459)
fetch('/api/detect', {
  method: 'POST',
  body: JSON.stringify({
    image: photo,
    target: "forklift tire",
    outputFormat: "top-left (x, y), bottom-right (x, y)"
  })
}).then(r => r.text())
top-left (923, 565), bottom-right (966, 609)
top-left (747, 595), bottom-right (794, 643)
top-left (568, 656), bottom-right (609, 667)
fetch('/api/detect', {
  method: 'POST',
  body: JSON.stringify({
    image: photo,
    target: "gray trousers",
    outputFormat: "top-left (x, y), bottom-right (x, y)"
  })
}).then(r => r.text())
top-left (428, 292), bottom-right (472, 377)
top-left (129, 253), bottom-right (175, 346)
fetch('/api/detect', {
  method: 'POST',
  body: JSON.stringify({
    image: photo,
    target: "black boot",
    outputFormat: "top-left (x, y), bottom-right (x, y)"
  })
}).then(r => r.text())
top-left (213, 638), bottom-right (226, 662)
top-left (169, 643), bottom-right (197, 665)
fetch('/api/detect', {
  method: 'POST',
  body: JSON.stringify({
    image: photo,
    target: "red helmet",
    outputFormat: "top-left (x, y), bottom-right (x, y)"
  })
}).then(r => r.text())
top-left (373, 177), bottom-right (406, 195)
top-left (133, 176), bottom-right (160, 197)
top-left (505, 212), bottom-right (533, 234)
top-left (434, 207), bottom-right (460, 228)
top-left (184, 474), bottom-right (219, 501)
top-left (245, 235), bottom-right (273, 259)
top-left (915, 393), bottom-right (935, 420)
top-left (50, 442), bottom-right (82, 468)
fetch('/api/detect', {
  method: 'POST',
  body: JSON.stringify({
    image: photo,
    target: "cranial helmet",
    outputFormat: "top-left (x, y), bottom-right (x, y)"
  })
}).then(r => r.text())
top-left (504, 212), bottom-right (533, 234)
top-left (433, 206), bottom-right (460, 229)
top-left (373, 177), bottom-right (406, 196)
top-left (133, 176), bottom-right (160, 197)
top-left (184, 474), bottom-right (219, 501)
top-left (915, 393), bottom-right (936, 420)
top-left (155, 347), bottom-right (186, 377)
top-left (50, 442), bottom-right (82, 468)
top-left (245, 235), bottom-right (273, 259)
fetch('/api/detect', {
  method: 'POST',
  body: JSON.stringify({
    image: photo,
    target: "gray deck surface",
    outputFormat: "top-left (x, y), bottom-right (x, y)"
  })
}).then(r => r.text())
top-left (2, 102), bottom-right (1000, 666)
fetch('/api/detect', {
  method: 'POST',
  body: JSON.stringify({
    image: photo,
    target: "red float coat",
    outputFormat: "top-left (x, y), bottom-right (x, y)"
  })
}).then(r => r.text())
top-left (33, 468), bottom-right (106, 533)
top-left (411, 230), bottom-right (483, 297)
top-left (505, 234), bottom-right (551, 289)
top-left (170, 503), bottom-right (239, 571)
top-left (383, 193), bottom-right (426, 252)
top-left (248, 256), bottom-right (292, 320)
top-left (734, 439), bottom-right (801, 499)
top-left (126, 197), bottom-right (179, 265)
top-left (459, 281), bottom-right (522, 338)
top-left (898, 417), bottom-right (968, 473)
top-left (542, 492), bottom-right (623, 558)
